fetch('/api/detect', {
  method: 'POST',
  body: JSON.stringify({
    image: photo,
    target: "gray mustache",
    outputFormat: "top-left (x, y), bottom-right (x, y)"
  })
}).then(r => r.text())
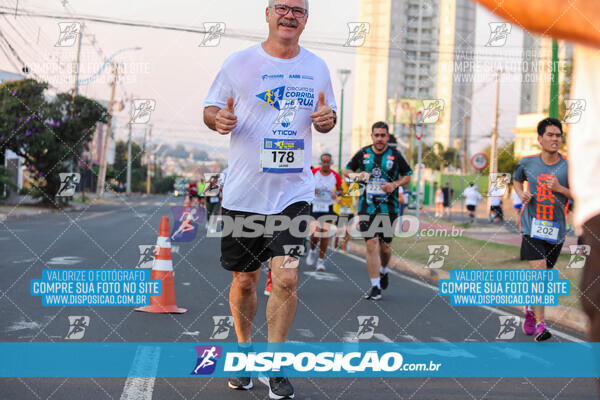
top-left (279, 20), bottom-right (298, 27)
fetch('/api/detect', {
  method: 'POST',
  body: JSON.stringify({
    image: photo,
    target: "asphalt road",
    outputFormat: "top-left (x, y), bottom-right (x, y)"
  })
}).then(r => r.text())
top-left (0, 195), bottom-right (596, 399)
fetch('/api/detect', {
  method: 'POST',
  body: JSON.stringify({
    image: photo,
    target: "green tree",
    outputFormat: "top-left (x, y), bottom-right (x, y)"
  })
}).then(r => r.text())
top-left (482, 141), bottom-right (518, 174)
top-left (415, 142), bottom-right (460, 170)
top-left (0, 79), bottom-right (107, 204)
top-left (110, 140), bottom-right (146, 191)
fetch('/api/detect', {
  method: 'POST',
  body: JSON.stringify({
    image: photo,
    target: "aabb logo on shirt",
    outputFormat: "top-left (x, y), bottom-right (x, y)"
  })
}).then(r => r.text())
top-left (257, 86), bottom-right (285, 111)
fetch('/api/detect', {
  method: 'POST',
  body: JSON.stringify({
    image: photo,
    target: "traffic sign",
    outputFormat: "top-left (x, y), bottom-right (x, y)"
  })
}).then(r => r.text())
top-left (471, 153), bottom-right (488, 171)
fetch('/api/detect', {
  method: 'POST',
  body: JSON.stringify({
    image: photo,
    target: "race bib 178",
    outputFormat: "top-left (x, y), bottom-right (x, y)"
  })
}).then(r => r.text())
top-left (261, 138), bottom-right (304, 173)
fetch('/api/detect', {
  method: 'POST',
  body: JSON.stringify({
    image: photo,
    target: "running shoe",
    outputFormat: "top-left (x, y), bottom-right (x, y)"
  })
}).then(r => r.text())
top-left (522, 308), bottom-right (536, 335)
top-left (259, 376), bottom-right (294, 399)
top-left (315, 258), bottom-right (326, 271)
top-left (364, 286), bottom-right (382, 300)
top-left (380, 272), bottom-right (389, 290)
top-left (264, 270), bottom-right (272, 296)
top-left (228, 377), bottom-right (253, 390)
top-left (306, 248), bottom-right (318, 266)
top-left (534, 321), bottom-right (552, 342)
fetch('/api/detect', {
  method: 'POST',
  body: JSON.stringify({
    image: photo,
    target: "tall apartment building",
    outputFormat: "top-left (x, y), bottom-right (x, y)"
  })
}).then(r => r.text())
top-left (515, 34), bottom-right (573, 158)
top-left (351, 0), bottom-right (476, 154)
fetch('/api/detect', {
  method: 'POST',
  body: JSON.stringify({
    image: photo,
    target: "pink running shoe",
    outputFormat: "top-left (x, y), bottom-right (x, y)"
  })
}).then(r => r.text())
top-left (264, 270), bottom-right (272, 296)
top-left (534, 321), bottom-right (552, 342)
top-left (522, 308), bottom-right (536, 335)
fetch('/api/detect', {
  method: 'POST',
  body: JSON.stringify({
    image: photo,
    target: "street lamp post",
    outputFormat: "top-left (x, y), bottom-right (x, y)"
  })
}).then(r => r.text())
top-left (337, 69), bottom-right (351, 173)
top-left (95, 46), bottom-right (142, 199)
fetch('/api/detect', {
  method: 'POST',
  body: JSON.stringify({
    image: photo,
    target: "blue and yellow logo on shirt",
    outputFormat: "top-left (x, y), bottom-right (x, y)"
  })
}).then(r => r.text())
top-left (256, 86), bottom-right (285, 111)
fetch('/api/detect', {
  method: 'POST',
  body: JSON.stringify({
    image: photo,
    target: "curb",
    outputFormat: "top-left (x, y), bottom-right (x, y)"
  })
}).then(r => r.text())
top-left (345, 241), bottom-right (589, 335)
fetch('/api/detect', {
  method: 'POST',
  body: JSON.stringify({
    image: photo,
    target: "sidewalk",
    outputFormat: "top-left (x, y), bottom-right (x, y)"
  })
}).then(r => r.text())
top-left (415, 204), bottom-right (578, 253)
top-left (0, 193), bottom-right (118, 222)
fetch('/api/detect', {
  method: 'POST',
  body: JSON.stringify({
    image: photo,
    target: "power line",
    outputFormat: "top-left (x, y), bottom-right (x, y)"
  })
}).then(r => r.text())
top-left (0, 6), bottom-right (566, 63)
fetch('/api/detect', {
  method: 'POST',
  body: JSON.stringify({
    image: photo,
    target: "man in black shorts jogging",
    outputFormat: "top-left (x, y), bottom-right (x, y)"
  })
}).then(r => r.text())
top-left (344, 121), bottom-right (412, 300)
top-left (513, 117), bottom-right (572, 342)
top-left (203, 0), bottom-right (337, 397)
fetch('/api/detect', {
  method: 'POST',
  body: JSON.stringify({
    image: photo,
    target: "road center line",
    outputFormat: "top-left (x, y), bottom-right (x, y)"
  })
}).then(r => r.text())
top-left (120, 345), bottom-right (161, 400)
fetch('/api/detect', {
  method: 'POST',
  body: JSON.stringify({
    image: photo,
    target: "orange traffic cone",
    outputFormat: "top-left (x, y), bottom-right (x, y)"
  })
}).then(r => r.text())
top-left (135, 216), bottom-right (187, 314)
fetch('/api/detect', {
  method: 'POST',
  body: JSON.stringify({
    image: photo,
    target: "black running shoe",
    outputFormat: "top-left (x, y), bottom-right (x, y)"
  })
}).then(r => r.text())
top-left (364, 286), bottom-right (382, 300)
top-left (228, 377), bottom-right (253, 390)
top-left (259, 376), bottom-right (294, 399)
top-left (380, 272), bottom-right (389, 290)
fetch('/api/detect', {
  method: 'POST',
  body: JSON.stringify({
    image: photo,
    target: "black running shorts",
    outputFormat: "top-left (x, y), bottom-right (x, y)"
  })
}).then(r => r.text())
top-left (520, 235), bottom-right (563, 268)
top-left (358, 213), bottom-right (397, 243)
top-left (220, 201), bottom-right (310, 272)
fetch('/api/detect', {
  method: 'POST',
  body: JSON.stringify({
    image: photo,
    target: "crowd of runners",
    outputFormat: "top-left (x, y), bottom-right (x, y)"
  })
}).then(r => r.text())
top-left (195, 0), bottom-right (599, 398)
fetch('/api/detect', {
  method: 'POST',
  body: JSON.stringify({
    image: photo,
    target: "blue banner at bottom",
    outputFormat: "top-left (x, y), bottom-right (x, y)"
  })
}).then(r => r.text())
top-left (1, 342), bottom-right (599, 378)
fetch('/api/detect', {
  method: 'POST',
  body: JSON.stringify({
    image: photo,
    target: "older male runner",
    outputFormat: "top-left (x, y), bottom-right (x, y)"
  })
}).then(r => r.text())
top-left (204, 0), bottom-right (336, 397)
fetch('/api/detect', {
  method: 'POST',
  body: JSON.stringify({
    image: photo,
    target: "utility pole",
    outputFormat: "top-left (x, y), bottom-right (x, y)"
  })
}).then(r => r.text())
top-left (126, 118), bottom-right (132, 195)
top-left (126, 98), bottom-right (133, 196)
top-left (489, 70), bottom-right (500, 177)
top-left (549, 40), bottom-right (560, 118)
top-left (71, 23), bottom-right (84, 106)
top-left (462, 115), bottom-right (470, 174)
top-left (96, 64), bottom-right (118, 199)
top-left (145, 124), bottom-right (153, 195)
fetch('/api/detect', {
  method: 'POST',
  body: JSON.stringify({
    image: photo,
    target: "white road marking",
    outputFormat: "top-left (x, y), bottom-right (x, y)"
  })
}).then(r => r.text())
top-left (303, 271), bottom-right (341, 281)
top-left (6, 320), bottom-right (41, 331)
top-left (373, 333), bottom-right (393, 342)
top-left (120, 345), bottom-right (160, 400)
top-left (431, 336), bottom-right (450, 342)
top-left (296, 328), bottom-right (315, 338)
top-left (182, 282), bottom-right (191, 286)
top-left (399, 335), bottom-right (419, 342)
top-left (337, 250), bottom-right (584, 343)
top-left (343, 331), bottom-right (358, 342)
top-left (46, 256), bottom-right (83, 265)
top-left (182, 331), bottom-right (200, 336)
top-left (12, 258), bottom-right (37, 264)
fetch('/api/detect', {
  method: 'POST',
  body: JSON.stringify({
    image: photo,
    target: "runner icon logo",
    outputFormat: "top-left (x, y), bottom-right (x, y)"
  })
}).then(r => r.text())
top-left (566, 245), bottom-right (591, 269)
top-left (55, 22), bottom-right (81, 47)
top-left (199, 22), bottom-right (226, 47)
top-left (496, 316), bottom-right (520, 340)
top-left (210, 316), bottom-right (234, 340)
top-left (485, 22), bottom-right (511, 47)
top-left (274, 99), bottom-right (299, 128)
top-left (344, 22), bottom-right (370, 47)
top-left (421, 99), bottom-right (445, 124)
top-left (191, 345), bottom-right (222, 375)
top-left (136, 245), bottom-right (156, 269)
top-left (281, 244), bottom-right (305, 269)
top-left (356, 316), bottom-right (379, 339)
top-left (426, 245), bottom-right (449, 269)
top-left (563, 99), bottom-right (586, 124)
top-left (57, 173), bottom-right (80, 197)
top-left (65, 316), bottom-right (90, 340)
top-left (130, 99), bottom-right (156, 124)
top-left (487, 173), bottom-right (511, 197)
top-left (171, 206), bottom-right (202, 242)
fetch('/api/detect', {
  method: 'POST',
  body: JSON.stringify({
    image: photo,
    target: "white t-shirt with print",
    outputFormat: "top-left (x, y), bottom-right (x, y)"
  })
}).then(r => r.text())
top-left (204, 44), bottom-right (337, 214)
